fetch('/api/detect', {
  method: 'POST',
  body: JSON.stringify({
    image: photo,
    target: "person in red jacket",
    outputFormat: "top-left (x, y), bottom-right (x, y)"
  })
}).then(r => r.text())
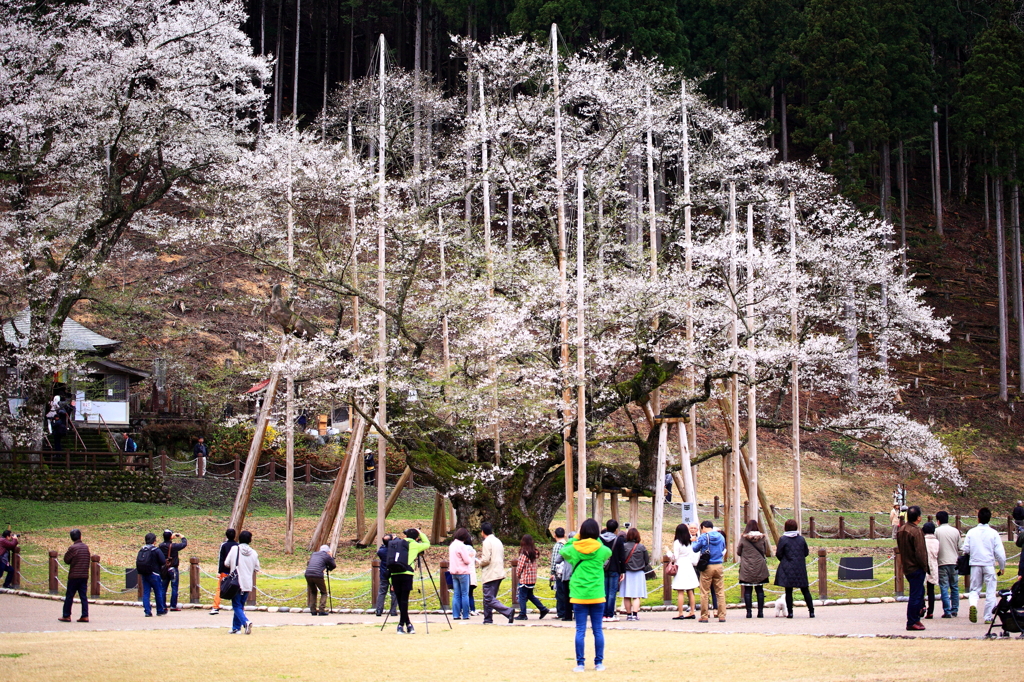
top-left (59, 529), bottom-right (91, 623)
top-left (0, 530), bottom-right (18, 588)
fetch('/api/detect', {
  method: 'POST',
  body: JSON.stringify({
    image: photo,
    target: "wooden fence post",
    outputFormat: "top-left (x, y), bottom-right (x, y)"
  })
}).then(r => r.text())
top-left (809, 517), bottom-right (816, 539)
top-left (838, 516), bottom-right (846, 539)
top-left (1008, 516), bottom-right (1015, 542)
top-left (714, 495), bottom-right (720, 519)
top-left (869, 515), bottom-right (876, 539)
top-left (247, 572), bottom-right (257, 605)
top-left (894, 545), bottom-right (904, 597)
top-left (7, 546), bottom-right (21, 590)
top-left (305, 462), bottom-right (311, 484)
top-left (439, 560), bottom-right (450, 608)
top-left (268, 462), bottom-right (276, 482)
top-left (90, 554), bottom-right (101, 597)
top-left (662, 555), bottom-right (673, 605)
top-left (161, 450), bottom-right (167, 476)
top-left (189, 557), bottom-right (200, 604)
top-left (48, 550), bottom-right (58, 594)
top-left (817, 548), bottom-right (827, 599)
top-left (233, 453), bottom-right (240, 481)
top-left (371, 559), bottom-right (380, 610)
top-left (955, 514), bottom-right (961, 532)
top-left (510, 561), bottom-right (519, 607)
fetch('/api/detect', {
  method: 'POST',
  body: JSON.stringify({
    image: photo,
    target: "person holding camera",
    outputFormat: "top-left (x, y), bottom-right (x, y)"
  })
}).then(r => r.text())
top-left (210, 528), bottom-right (238, 615)
top-left (305, 544), bottom-right (336, 616)
top-left (159, 529), bottom-right (188, 611)
top-left (60, 529), bottom-right (91, 622)
top-left (387, 528), bottom-right (429, 634)
top-left (0, 530), bottom-right (18, 589)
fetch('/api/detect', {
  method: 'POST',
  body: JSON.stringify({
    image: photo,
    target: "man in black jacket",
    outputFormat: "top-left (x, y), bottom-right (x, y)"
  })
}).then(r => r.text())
top-left (210, 528), bottom-right (237, 615)
top-left (159, 529), bottom-right (188, 611)
top-left (599, 519), bottom-right (627, 622)
top-left (375, 533), bottom-right (397, 617)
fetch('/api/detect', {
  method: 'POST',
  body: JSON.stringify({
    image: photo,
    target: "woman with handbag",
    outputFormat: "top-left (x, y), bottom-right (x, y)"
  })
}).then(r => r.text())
top-left (738, 519), bottom-right (771, 618)
top-left (223, 529), bottom-right (260, 634)
top-left (620, 527), bottom-right (650, 622)
top-left (774, 519), bottom-right (814, 618)
top-left (671, 523), bottom-right (700, 619)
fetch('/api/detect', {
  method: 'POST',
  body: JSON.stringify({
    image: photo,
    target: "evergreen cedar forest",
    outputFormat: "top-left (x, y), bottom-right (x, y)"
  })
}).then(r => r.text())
top-left (3, 0), bottom-right (1024, 538)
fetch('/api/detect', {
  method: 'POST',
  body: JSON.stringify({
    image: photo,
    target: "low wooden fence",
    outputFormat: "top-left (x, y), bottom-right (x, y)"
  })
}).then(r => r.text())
top-left (0, 450), bottom-right (154, 471)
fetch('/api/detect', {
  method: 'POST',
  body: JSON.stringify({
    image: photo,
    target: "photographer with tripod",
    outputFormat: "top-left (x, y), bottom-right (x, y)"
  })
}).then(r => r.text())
top-left (305, 544), bottom-right (336, 616)
top-left (386, 528), bottom-right (429, 634)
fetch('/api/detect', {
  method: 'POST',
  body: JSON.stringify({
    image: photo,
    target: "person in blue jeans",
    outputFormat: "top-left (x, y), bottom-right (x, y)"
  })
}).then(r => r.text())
top-left (599, 519), bottom-right (626, 621)
top-left (159, 530), bottom-right (187, 611)
top-left (138, 533), bottom-right (167, 617)
top-left (225, 530), bottom-right (259, 634)
top-left (560, 518), bottom-right (613, 673)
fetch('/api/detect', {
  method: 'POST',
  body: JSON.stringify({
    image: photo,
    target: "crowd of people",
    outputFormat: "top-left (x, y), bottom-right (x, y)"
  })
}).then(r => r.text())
top-left (30, 501), bottom-right (1020, 672)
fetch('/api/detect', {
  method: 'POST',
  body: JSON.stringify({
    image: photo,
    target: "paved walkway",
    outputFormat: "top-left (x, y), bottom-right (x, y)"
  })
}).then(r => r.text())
top-left (1, 591), bottom-right (1009, 639)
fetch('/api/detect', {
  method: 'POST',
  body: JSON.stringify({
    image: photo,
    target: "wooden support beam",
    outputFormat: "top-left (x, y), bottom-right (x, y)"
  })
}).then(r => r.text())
top-left (326, 427), bottom-right (363, 553)
top-left (307, 412), bottom-right (366, 551)
top-left (229, 342), bottom-right (286, 533)
top-left (629, 494), bottom-right (639, 528)
top-left (610, 492), bottom-right (619, 522)
top-left (652, 422), bottom-right (669, 561)
top-left (430, 492), bottom-right (447, 544)
top-left (359, 466), bottom-right (413, 547)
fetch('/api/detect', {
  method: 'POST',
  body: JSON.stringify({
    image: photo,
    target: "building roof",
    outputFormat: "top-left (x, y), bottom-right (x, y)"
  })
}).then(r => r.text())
top-left (85, 358), bottom-right (151, 379)
top-left (1, 309), bottom-right (121, 353)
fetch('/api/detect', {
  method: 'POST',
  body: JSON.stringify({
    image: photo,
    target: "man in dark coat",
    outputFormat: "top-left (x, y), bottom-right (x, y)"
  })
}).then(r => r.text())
top-left (193, 437), bottom-right (209, 477)
top-left (159, 529), bottom-right (188, 611)
top-left (897, 505), bottom-right (929, 631)
top-left (0, 530), bottom-right (18, 589)
top-left (59, 529), bottom-right (91, 622)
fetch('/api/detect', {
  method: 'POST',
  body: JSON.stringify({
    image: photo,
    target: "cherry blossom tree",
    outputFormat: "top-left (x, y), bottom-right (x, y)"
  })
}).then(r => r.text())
top-left (0, 0), bottom-right (269, 445)
top-left (215, 36), bottom-right (959, 538)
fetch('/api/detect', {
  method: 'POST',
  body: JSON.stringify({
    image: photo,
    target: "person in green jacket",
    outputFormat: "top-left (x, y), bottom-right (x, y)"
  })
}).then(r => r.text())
top-left (559, 518), bottom-right (612, 672)
top-left (390, 528), bottom-right (429, 634)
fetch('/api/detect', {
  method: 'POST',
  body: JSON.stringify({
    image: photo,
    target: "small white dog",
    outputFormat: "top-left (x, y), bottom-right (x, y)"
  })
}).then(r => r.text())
top-left (773, 596), bottom-right (789, 618)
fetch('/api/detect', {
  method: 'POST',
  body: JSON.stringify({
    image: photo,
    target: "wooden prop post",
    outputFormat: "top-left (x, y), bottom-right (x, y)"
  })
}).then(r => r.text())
top-left (307, 412), bottom-right (366, 550)
top-left (789, 192), bottom-right (802, 527)
top-left (430, 492), bottom-right (447, 544)
top-left (629, 494), bottom-right (639, 528)
top-left (326, 442), bottom-right (362, 553)
top-left (652, 422), bottom-right (669, 561)
top-left (359, 466), bottom-right (413, 547)
top-left (229, 342), bottom-right (287, 532)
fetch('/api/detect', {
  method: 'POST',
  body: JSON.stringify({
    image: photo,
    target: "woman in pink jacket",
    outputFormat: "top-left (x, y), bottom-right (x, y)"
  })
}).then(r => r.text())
top-left (448, 528), bottom-right (474, 620)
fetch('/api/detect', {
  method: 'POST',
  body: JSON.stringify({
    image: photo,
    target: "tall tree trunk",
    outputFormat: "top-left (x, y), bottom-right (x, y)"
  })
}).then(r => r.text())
top-left (1014, 156), bottom-right (1024, 394)
top-left (899, 140), bottom-right (907, 277)
top-left (781, 80), bottom-right (788, 163)
top-left (881, 141), bottom-right (891, 221)
top-left (292, 0), bottom-right (300, 120)
top-left (412, 0), bottom-right (422, 184)
top-left (273, 0), bottom-right (284, 123)
top-left (933, 104), bottom-right (943, 235)
top-left (997, 161), bottom-right (1008, 402)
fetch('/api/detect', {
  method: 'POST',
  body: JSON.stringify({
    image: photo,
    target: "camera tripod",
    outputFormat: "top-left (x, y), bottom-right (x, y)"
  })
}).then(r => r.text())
top-left (380, 554), bottom-right (452, 633)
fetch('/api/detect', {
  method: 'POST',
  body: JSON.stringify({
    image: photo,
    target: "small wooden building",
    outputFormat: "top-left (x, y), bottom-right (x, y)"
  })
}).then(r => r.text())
top-left (2, 310), bottom-right (149, 426)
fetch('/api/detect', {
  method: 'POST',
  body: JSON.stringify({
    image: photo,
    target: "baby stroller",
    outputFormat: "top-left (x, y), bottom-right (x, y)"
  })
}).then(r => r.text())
top-left (984, 579), bottom-right (1024, 639)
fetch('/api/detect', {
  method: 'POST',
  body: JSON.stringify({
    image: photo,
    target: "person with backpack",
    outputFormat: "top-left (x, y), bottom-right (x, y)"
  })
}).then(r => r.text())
top-left (514, 534), bottom-right (549, 620)
top-left (305, 544), bottom-right (336, 616)
top-left (375, 533), bottom-right (397, 617)
top-left (224, 530), bottom-right (260, 634)
top-left (210, 528), bottom-right (237, 615)
top-left (387, 528), bottom-right (429, 634)
top-left (136, 533), bottom-right (167, 618)
top-left (692, 520), bottom-right (728, 622)
top-left (479, 522), bottom-right (515, 625)
top-left (550, 527), bottom-right (572, 620)
top-left (620, 527), bottom-right (650, 621)
top-left (599, 519), bottom-right (626, 622)
top-left (158, 529), bottom-right (188, 611)
top-left (560, 518), bottom-right (613, 673)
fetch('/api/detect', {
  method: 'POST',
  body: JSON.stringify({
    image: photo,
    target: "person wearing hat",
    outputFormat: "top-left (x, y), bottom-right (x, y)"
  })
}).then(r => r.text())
top-left (158, 529), bottom-right (188, 611)
top-left (304, 544), bottom-right (337, 616)
top-left (364, 449), bottom-right (376, 486)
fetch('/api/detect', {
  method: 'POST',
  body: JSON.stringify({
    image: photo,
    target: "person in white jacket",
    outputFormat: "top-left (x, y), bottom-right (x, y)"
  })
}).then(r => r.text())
top-left (224, 530), bottom-right (261, 634)
top-left (962, 507), bottom-right (1006, 624)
